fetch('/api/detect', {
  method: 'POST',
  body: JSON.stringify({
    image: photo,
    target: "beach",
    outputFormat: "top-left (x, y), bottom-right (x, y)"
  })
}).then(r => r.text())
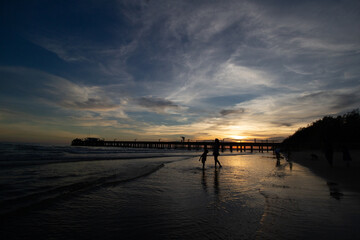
top-left (1, 144), bottom-right (360, 239)
top-left (289, 150), bottom-right (360, 193)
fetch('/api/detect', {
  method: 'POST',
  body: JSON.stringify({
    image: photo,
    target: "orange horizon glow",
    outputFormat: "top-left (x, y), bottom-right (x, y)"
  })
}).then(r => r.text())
top-left (230, 135), bottom-right (247, 140)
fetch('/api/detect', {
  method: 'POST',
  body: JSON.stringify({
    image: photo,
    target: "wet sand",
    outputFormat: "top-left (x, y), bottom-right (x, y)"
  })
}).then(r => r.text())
top-left (2, 152), bottom-right (360, 239)
top-left (289, 150), bottom-right (360, 193)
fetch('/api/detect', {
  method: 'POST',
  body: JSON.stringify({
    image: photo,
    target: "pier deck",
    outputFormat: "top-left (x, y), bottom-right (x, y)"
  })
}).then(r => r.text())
top-left (72, 139), bottom-right (280, 153)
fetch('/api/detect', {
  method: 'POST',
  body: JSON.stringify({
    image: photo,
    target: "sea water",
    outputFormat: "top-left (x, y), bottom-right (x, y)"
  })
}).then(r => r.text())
top-left (1, 143), bottom-right (359, 240)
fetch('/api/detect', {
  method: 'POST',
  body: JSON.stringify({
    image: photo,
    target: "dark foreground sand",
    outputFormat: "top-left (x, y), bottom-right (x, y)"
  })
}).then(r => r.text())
top-left (290, 150), bottom-right (360, 193)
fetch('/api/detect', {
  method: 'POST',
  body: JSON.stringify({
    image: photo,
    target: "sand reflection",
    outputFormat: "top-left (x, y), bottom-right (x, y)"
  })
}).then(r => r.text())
top-left (201, 169), bottom-right (207, 192)
top-left (214, 168), bottom-right (220, 196)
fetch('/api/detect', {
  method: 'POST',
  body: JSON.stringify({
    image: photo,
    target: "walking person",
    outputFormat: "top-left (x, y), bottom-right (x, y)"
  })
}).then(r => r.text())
top-left (213, 138), bottom-right (222, 168)
top-left (275, 148), bottom-right (281, 166)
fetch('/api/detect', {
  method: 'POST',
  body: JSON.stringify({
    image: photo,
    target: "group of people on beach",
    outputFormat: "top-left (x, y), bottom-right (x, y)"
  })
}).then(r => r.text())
top-left (275, 148), bottom-right (293, 170)
top-left (199, 138), bottom-right (222, 169)
top-left (323, 142), bottom-right (353, 167)
top-left (200, 138), bottom-right (353, 170)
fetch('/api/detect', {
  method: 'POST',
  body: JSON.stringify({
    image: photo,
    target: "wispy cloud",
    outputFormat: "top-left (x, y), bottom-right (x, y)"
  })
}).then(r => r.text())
top-left (44, 79), bottom-right (119, 111)
top-left (290, 37), bottom-right (360, 55)
top-left (134, 96), bottom-right (183, 114)
top-left (283, 65), bottom-right (313, 76)
top-left (0, 66), bottom-right (129, 123)
top-left (1, 0), bottom-right (360, 143)
top-left (32, 37), bottom-right (91, 62)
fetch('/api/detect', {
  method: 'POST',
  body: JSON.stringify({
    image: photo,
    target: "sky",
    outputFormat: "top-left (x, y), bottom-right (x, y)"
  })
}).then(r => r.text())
top-left (0, 0), bottom-right (359, 144)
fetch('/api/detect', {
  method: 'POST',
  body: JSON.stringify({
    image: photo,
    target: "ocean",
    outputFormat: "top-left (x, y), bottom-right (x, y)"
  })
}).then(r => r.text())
top-left (1, 142), bottom-right (360, 240)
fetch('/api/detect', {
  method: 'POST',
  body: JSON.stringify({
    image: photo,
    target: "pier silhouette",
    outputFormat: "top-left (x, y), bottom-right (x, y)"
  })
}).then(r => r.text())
top-left (71, 138), bottom-right (279, 153)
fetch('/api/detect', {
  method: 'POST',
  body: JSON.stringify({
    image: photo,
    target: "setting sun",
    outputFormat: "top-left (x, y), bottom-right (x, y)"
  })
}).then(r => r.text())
top-left (231, 135), bottom-right (247, 140)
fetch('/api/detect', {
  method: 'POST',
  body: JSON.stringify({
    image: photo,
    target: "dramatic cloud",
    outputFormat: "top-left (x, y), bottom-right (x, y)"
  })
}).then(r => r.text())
top-left (0, 0), bottom-right (359, 143)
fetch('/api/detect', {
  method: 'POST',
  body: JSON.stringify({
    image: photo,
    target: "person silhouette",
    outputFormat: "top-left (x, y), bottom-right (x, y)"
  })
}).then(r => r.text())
top-left (323, 141), bottom-right (333, 167)
top-left (342, 146), bottom-right (352, 168)
top-left (213, 139), bottom-right (222, 168)
top-left (275, 148), bottom-right (281, 166)
top-left (285, 150), bottom-right (292, 170)
top-left (199, 149), bottom-right (208, 169)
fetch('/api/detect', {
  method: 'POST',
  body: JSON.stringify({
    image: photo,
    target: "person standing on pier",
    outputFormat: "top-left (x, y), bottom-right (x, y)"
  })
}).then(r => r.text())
top-left (213, 139), bottom-right (222, 168)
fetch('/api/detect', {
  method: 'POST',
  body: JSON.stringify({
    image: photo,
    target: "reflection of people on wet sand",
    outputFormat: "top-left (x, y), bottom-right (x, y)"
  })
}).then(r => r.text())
top-left (285, 151), bottom-right (293, 170)
top-left (327, 181), bottom-right (344, 200)
top-left (214, 168), bottom-right (219, 195)
top-left (213, 139), bottom-right (222, 168)
top-left (201, 169), bottom-right (207, 192)
top-left (342, 146), bottom-right (352, 168)
top-left (199, 149), bottom-right (208, 169)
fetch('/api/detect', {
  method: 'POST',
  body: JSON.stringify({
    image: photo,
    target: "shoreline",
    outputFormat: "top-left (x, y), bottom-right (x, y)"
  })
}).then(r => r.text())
top-left (289, 150), bottom-right (360, 193)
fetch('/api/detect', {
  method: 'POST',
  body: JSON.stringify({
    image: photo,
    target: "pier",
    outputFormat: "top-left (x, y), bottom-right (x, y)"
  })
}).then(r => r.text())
top-left (71, 138), bottom-right (280, 153)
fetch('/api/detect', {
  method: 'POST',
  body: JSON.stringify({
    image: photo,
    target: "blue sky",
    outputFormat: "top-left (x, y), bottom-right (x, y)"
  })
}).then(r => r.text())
top-left (1, 0), bottom-right (359, 144)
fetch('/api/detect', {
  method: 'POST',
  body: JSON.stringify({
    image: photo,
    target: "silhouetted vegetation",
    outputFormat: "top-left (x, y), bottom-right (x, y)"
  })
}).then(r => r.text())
top-left (282, 109), bottom-right (360, 149)
top-left (72, 137), bottom-right (105, 146)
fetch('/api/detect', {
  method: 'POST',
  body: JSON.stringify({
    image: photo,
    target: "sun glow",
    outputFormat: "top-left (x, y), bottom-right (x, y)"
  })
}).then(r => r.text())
top-left (231, 135), bottom-right (247, 140)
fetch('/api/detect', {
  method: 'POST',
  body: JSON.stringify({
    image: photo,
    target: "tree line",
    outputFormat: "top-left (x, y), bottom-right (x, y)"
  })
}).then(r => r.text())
top-left (282, 109), bottom-right (360, 149)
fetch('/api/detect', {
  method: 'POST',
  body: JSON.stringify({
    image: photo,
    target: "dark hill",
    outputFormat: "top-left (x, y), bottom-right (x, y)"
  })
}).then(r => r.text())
top-left (282, 109), bottom-right (360, 150)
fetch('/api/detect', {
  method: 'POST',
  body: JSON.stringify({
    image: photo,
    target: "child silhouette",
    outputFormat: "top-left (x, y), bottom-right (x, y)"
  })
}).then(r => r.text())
top-left (199, 149), bottom-right (209, 169)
